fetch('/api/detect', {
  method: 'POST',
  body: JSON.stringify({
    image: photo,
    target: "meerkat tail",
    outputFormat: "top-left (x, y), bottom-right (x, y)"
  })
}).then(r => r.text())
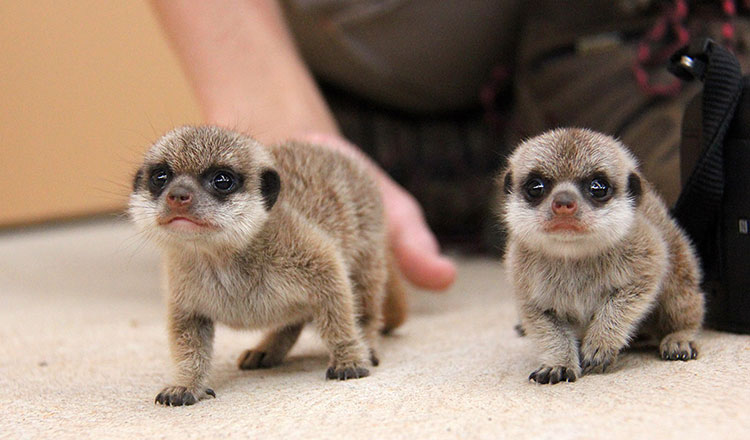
top-left (381, 253), bottom-right (408, 334)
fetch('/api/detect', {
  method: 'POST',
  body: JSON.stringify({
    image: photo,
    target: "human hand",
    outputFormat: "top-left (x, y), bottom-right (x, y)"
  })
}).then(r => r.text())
top-left (151, 0), bottom-right (456, 289)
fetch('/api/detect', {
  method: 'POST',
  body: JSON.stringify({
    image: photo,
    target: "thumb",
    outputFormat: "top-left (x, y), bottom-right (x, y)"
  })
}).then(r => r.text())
top-left (392, 225), bottom-right (456, 291)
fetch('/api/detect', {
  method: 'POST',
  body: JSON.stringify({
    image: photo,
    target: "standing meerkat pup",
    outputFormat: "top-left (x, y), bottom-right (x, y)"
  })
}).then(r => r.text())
top-left (499, 128), bottom-right (704, 384)
top-left (129, 126), bottom-right (406, 406)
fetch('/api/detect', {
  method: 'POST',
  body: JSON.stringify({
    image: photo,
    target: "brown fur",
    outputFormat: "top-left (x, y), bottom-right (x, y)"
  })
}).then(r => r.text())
top-left (381, 254), bottom-right (408, 333)
top-left (129, 126), bottom-right (405, 405)
top-left (499, 128), bottom-right (704, 384)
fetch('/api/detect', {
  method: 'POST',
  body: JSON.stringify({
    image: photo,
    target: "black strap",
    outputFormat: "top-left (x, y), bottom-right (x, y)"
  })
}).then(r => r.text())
top-left (670, 39), bottom-right (743, 249)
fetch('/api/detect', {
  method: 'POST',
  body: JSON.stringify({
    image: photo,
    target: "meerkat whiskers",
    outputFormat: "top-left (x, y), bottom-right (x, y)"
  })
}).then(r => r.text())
top-left (499, 128), bottom-right (704, 384)
top-left (130, 126), bottom-right (407, 405)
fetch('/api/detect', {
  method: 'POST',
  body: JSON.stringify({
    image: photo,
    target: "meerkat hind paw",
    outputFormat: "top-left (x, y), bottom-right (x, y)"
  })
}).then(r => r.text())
top-left (580, 356), bottom-right (613, 375)
top-left (529, 366), bottom-right (577, 384)
top-left (660, 338), bottom-right (698, 361)
top-left (238, 349), bottom-right (283, 370)
top-left (326, 364), bottom-right (370, 380)
top-left (369, 349), bottom-right (380, 367)
top-left (580, 344), bottom-right (618, 375)
top-left (155, 386), bottom-right (215, 406)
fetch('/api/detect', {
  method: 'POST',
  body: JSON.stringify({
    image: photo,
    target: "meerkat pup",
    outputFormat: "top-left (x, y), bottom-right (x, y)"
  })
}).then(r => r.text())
top-left (129, 126), bottom-right (406, 406)
top-left (499, 128), bottom-right (704, 384)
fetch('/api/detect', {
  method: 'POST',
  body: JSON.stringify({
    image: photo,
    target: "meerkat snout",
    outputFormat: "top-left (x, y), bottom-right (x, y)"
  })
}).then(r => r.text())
top-left (129, 125), bottom-right (408, 406)
top-left (502, 134), bottom-right (638, 257)
top-left (165, 186), bottom-right (193, 209)
top-left (129, 127), bottom-right (282, 249)
top-left (499, 128), bottom-right (705, 385)
top-left (550, 191), bottom-right (577, 216)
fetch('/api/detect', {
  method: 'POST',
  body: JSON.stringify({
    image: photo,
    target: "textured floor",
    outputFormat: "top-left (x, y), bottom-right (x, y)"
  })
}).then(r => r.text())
top-left (1, 220), bottom-right (749, 439)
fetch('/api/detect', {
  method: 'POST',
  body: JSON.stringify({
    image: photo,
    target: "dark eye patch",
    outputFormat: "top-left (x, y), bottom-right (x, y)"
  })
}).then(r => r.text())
top-left (580, 173), bottom-right (615, 205)
top-left (522, 172), bottom-right (552, 206)
top-left (201, 166), bottom-right (244, 200)
top-left (147, 164), bottom-right (172, 197)
top-left (212, 171), bottom-right (235, 192)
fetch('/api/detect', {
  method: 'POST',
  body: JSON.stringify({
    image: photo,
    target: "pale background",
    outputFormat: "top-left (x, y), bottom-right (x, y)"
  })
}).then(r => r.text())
top-left (0, 0), bottom-right (200, 226)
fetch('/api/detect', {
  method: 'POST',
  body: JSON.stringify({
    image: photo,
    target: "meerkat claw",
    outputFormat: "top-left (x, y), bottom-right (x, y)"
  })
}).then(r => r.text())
top-left (326, 365), bottom-right (370, 380)
top-left (155, 386), bottom-right (216, 406)
top-left (660, 338), bottom-right (698, 361)
top-left (369, 349), bottom-right (380, 367)
top-left (131, 126), bottom-right (391, 402)
top-left (530, 366), bottom-right (577, 384)
top-left (501, 129), bottom-right (705, 385)
top-left (238, 350), bottom-right (274, 370)
top-left (581, 358), bottom-right (611, 375)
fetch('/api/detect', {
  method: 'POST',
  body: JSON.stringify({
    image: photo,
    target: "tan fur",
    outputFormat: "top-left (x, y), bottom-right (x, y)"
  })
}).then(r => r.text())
top-left (129, 126), bottom-right (403, 406)
top-left (381, 254), bottom-right (408, 333)
top-left (499, 128), bottom-right (704, 384)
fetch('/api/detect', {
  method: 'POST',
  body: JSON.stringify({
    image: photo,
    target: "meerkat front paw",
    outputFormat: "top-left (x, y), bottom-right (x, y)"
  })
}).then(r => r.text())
top-left (580, 342), bottom-right (618, 375)
top-left (369, 349), bottom-right (380, 367)
top-left (659, 334), bottom-right (698, 361)
top-left (237, 349), bottom-right (283, 370)
top-left (325, 362), bottom-right (370, 380)
top-left (155, 386), bottom-right (216, 406)
top-left (529, 365), bottom-right (579, 384)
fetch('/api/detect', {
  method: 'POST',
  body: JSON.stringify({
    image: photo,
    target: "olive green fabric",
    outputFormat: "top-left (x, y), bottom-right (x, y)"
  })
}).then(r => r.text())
top-left (281, 0), bottom-right (521, 113)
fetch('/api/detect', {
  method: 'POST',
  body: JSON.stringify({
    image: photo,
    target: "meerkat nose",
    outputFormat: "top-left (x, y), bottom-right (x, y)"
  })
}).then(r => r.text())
top-left (551, 191), bottom-right (578, 216)
top-left (166, 186), bottom-right (193, 209)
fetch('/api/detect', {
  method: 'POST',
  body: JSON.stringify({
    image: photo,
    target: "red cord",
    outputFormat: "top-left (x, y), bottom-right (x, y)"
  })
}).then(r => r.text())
top-left (632, 0), bottom-right (690, 96)
top-left (633, 0), bottom-right (741, 97)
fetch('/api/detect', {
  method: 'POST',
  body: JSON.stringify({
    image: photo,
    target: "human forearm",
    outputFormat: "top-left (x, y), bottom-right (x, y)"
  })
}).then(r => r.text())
top-left (150, 0), bottom-right (339, 143)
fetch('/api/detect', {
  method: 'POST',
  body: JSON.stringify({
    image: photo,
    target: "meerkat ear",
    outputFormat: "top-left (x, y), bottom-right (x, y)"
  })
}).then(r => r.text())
top-left (627, 172), bottom-right (642, 205)
top-left (502, 170), bottom-right (513, 195)
top-left (260, 169), bottom-right (281, 210)
top-left (132, 169), bottom-right (144, 191)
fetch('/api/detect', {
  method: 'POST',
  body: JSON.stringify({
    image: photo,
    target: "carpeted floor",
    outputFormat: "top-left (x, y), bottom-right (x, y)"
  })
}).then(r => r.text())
top-left (1, 220), bottom-right (748, 439)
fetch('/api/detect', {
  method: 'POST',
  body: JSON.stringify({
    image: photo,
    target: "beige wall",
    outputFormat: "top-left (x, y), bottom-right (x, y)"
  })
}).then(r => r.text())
top-left (0, 1), bottom-right (200, 226)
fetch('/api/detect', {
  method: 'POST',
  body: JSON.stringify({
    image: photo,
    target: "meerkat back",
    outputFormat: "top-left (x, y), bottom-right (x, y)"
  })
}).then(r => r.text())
top-left (269, 143), bottom-right (385, 262)
top-left (499, 128), bottom-right (704, 385)
top-left (129, 126), bottom-right (406, 406)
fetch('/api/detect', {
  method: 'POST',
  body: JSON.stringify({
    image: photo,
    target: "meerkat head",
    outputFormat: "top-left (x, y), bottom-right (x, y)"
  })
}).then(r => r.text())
top-left (128, 126), bottom-right (281, 252)
top-left (500, 128), bottom-right (643, 258)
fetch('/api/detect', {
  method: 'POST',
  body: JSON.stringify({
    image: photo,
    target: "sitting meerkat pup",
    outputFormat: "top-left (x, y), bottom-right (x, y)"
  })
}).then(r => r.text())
top-left (499, 128), bottom-right (704, 384)
top-left (129, 126), bottom-right (406, 406)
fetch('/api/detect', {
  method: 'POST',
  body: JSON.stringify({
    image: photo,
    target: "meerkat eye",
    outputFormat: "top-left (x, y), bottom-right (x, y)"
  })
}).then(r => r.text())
top-left (211, 170), bottom-right (236, 193)
top-left (149, 168), bottom-right (170, 190)
top-left (589, 178), bottom-right (612, 200)
top-left (524, 178), bottom-right (546, 200)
